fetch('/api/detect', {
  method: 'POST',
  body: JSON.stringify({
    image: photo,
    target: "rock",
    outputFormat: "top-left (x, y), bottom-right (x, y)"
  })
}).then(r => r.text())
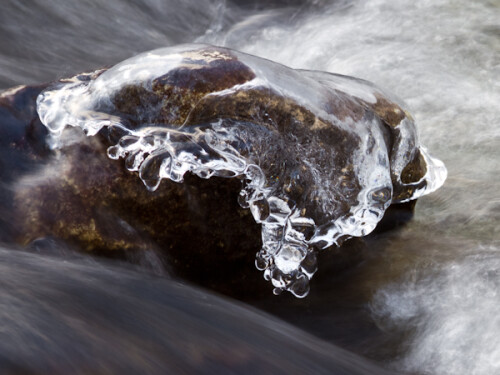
top-left (3, 44), bottom-right (446, 297)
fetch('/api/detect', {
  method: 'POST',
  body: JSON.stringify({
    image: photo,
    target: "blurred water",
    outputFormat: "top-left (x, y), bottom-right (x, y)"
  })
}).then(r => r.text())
top-left (0, 246), bottom-right (396, 375)
top-left (1, 0), bottom-right (499, 374)
top-left (372, 251), bottom-right (500, 375)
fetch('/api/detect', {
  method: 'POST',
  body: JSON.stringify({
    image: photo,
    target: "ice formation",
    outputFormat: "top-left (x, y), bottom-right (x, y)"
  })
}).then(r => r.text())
top-left (36, 44), bottom-right (446, 297)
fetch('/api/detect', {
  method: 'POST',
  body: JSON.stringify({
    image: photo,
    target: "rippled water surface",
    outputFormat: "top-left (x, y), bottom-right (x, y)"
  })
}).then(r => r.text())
top-left (1, 0), bottom-right (499, 374)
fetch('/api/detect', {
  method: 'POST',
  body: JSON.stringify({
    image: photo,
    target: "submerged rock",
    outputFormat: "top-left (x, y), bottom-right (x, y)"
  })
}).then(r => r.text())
top-left (6, 44), bottom-right (446, 297)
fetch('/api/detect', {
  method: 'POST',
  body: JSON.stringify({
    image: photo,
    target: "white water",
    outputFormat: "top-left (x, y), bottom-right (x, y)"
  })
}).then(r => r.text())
top-left (372, 250), bottom-right (500, 375)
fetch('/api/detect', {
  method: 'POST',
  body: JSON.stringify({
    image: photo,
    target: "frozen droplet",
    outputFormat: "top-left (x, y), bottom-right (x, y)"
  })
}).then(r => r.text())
top-left (300, 251), bottom-right (318, 278)
top-left (139, 152), bottom-right (171, 190)
top-left (255, 251), bottom-right (269, 271)
top-left (289, 274), bottom-right (310, 298)
top-left (107, 145), bottom-right (121, 159)
top-left (249, 198), bottom-right (270, 222)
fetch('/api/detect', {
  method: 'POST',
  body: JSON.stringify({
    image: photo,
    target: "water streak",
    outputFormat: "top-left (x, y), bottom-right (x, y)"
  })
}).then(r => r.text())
top-left (372, 250), bottom-right (500, 375)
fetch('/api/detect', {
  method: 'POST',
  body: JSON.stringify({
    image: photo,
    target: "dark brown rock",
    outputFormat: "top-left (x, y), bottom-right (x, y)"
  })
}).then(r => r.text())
top-left (1, 46), bottom-right (443, 296)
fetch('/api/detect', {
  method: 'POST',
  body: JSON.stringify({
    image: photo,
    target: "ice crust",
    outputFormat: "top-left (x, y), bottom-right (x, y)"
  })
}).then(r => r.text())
top-left (36, 44), bottom-right (447, 297)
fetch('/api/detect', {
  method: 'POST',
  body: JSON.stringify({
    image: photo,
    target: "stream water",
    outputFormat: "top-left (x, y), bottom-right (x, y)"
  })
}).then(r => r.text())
top-left (0, 0), bottom-right (498, 374)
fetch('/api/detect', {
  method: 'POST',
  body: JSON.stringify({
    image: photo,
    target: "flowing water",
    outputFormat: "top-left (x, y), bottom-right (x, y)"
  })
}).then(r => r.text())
top-left (0, 0), bottom-right (499, 374)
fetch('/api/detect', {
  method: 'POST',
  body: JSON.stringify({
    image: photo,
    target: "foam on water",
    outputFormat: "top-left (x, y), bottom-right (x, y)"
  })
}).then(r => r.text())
top-left (36, 44), bottom-right (446, 297)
